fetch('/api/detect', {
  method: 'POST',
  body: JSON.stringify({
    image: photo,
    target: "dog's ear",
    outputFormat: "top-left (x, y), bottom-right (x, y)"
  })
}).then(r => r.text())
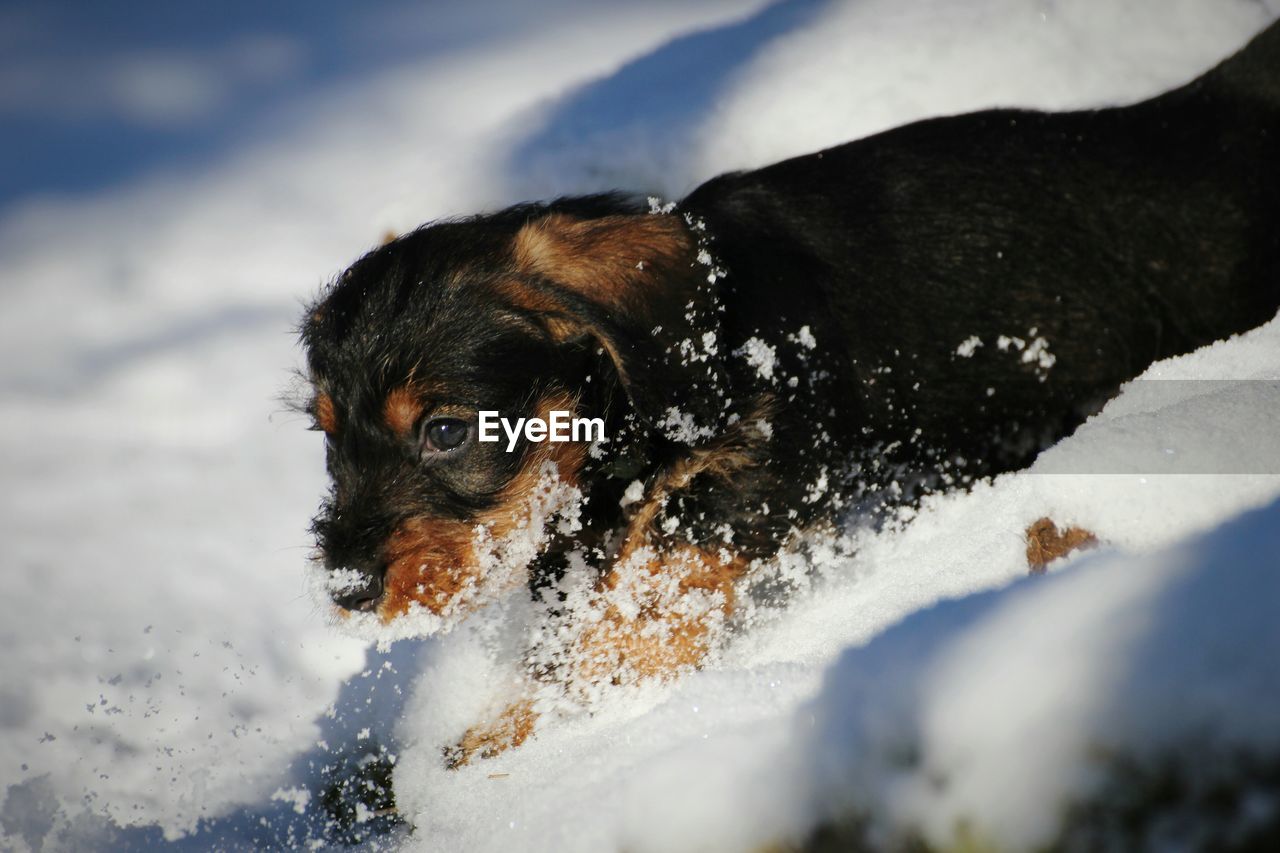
top-left (509, 212), bottom-right (730, 442)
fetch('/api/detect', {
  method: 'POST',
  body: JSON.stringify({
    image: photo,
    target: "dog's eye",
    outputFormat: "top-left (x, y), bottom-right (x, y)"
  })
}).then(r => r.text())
top-left (421, 417), bottom-right (470, 454)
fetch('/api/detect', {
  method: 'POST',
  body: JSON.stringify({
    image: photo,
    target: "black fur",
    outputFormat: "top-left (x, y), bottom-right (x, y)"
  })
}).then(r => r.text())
top-left (303, 22), bottom-right (1279, 612)
top-left (681, 20), bottom-right (1280, 489)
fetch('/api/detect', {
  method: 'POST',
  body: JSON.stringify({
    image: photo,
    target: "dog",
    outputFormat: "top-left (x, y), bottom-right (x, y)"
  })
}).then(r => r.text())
top-left (301, 21), bottom-right (1279, 766)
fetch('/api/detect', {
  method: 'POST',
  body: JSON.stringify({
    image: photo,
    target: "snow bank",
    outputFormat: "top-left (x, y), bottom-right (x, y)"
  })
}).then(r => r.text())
top-left (391, 312), bottom-right (1280, 853)
top-left (791, 496), bottom-right (1280, 851)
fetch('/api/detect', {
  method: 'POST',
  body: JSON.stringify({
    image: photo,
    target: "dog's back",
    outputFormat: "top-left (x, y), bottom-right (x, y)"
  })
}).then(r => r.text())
top-left (1203, 17), bottom-right (1280, 108)
top-left (682, 21), bottom-right (1280, 482)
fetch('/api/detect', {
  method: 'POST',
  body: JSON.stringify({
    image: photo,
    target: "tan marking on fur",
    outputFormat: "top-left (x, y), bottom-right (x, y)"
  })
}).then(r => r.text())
top-left (540, 315), bottom-right (580, 343)
top-left (486, 276), bottom-right (603, 354)
top-left (380, 229), bottom-right (398, 246)
top-left (573, 546), bottom-right (750, 687)
top-left (561, 400), bottom-right (773, 688)
top-left (489, 276), bottom-right (559, 316)
top-left (432, 389), bottom-right (762, 761)
top-left (378, 392), bottom-right (588, 621)
top-left (623, 443), bottom-right (756, 545)
top-left (314, 392), bottom-right (338, 435)
top-left (1025, 517), bottom-right (1099, 574)
top-left (383, 386), bottom-right (424, 437)
top-left (444, 699), bottom-right (537, 768)
top-left (490, 299), bottom-right (647, 411)
top-left (624, 396), bottom-right (777, 545)
top-left (380, 516), bottom-right (477, 618)
top-left (511, 213), bottom-right (692, 306)
top-left (499, 214), bottom-right (702, 407)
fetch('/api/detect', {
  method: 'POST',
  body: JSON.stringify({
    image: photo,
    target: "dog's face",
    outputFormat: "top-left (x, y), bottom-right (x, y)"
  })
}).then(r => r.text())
top-left (301, 202), bottom-right (727, 628)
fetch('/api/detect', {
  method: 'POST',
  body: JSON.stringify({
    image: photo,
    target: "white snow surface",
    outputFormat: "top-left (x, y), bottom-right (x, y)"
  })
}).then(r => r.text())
top-left (394, 319), bottom-right (1280, 853)
top-left (2, 0), bottom-right (1278, 850)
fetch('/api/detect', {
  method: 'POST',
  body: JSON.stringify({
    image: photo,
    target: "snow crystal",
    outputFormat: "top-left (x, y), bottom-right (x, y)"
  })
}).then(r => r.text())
top-left (682, 212), bottom-right (708, 233)
top-left (676, 330), bottom-right (718, 364)
top-left (324, 568), bottom-right (368, 595)
top-left (735, 336), bottom-right (778, 381)
top-left (955, 335), bottom-right (983, 357)
top-left (647, 197), bottom-right (677, 215)
top-left (658, 407), bottom-right (717, 444)
top-left (803, 468), bottom-right (829, 504)
top-left (620, 479), bottom-right (646, 508)
top-left (788, 325), bottom-right (818, 350)
top-left (1022, 334), bottom-right (1055, 371)
top-left (996, 331), bottom-right (1054, 378)
top-left (270, 787), bottom-right (311, 816)
top-left (689, 230), bottom-right (727, 283)
top-left (996, 333), bottom-right (1023, 352)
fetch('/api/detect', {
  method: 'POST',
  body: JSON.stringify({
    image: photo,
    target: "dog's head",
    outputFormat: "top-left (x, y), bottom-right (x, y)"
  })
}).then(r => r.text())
top-left (300, 196), bottom-right (730, 628)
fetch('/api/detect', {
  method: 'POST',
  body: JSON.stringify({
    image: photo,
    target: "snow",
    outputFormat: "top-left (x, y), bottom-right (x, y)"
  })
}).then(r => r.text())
top-left (735, 336), bottom-right (779, 381)
top-left (619, 479), bottom-right (647, 509)
top-left (384, 317), bottom-right (1280, 853)
top-left (792, 325), bottom-right (817, 351)
top-left (3, 0), bottom-right (1278, 850)
top-left (623, 483), bottom-right (1280, 852)
top-left (955, 335), bottom-right (983, 358)
top-left (658, 406), bottom-right (719, 444)
top-left (829, 502), bottom-right (1280, 850)
top-left (996, 332), bottom-right (1056, 378)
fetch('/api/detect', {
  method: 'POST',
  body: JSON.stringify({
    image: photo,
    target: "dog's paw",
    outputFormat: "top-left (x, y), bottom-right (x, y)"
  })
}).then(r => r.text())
top-left (1025, 517), bottom-right (1098, 574)
top-left (443, 700), bottom-right (537, 769)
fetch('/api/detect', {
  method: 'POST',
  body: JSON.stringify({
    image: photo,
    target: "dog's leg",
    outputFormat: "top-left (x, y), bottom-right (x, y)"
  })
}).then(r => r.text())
top-left (441, 555), bottom-right (564, 770)
top-left (443, 414), bottom-right (768, 767)
top-left (443, 698), bottom-right (538, 769)
top-left (442, 545), bottom-right (747, 768)
top-left (566, 543), bottom-right (748, 689)
top-left (559, 420), bottom-right (765, 693)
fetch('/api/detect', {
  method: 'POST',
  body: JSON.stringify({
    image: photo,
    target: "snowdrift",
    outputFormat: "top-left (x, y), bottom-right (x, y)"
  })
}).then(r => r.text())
top-left (388, 318), bottom-right (1280, 853)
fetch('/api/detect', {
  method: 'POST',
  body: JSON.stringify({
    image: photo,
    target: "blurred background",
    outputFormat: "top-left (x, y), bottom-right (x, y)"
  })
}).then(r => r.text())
top-left (2, 0), bottom-right (424, 206)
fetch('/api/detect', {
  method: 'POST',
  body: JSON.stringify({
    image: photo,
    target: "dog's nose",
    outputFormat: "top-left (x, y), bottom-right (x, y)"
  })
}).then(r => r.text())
top-left (330, 571), bottom-right (384, 613)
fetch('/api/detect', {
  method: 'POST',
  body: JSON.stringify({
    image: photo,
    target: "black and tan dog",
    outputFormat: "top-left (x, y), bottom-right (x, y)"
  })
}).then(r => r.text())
top-left (301, 22), bottom-right (1279, 764)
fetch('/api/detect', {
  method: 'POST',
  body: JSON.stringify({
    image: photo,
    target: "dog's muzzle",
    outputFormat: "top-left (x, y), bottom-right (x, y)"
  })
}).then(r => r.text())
top-left (328, 565), bottom-right (385, 613)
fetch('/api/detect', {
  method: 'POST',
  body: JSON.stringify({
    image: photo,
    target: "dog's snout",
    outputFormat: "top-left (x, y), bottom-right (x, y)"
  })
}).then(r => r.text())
top-left (329, 567), bottom-right (385, 613)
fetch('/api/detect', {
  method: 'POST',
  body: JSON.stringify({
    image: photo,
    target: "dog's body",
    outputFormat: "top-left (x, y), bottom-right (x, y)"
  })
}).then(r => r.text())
top-left (302, 23), bottom-right (1279, 763)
